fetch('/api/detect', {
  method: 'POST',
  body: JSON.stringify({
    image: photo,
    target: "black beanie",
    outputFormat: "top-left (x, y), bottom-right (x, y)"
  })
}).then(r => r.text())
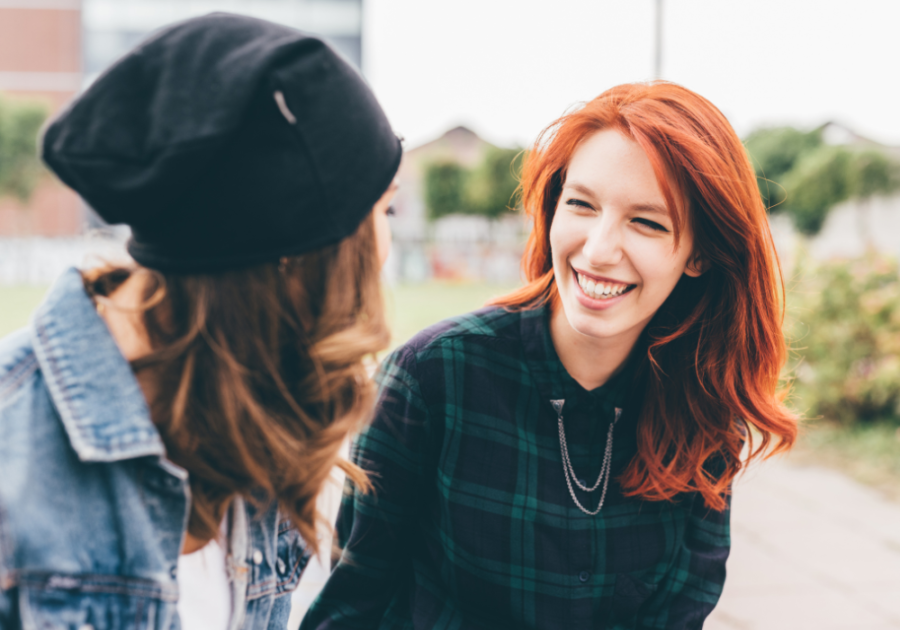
top-left (42, 13), bottom-right (402, 273)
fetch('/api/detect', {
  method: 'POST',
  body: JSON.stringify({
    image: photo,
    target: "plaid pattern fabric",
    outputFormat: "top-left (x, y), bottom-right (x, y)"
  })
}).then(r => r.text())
top-left (302, 306), bottom-right (730, 630)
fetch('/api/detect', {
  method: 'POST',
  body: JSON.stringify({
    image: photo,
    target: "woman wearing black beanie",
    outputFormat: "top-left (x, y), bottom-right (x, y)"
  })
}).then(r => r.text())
top-left (0, 13), bottom-right (401, 630)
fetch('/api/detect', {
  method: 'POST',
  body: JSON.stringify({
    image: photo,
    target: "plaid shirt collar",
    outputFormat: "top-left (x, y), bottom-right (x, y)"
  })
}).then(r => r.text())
top-left (519, 305), bottom-right (633, 419)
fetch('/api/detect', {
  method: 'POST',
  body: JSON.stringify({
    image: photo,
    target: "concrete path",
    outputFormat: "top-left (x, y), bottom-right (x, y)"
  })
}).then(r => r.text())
top-left (707, 459), bottom-right (900, 630)
top-left (289, 456), bottom-right (900, 629)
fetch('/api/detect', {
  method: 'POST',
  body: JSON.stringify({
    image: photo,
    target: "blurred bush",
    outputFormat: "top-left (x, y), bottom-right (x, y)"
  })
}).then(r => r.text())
top-left (744, 126), bottom-right (822, 210)
top-left (0, 94), bottom-right (48, 202)
top-left (424, 160), bottom-right (467, 220)
top-left (424, 146), bottom-right (522, 221)
top-left (744, 126), bottom-right (900, 235)
top-left (787, 252), bottom-right (900, 424)
top-left (780, 144), bottom-right (853, 235)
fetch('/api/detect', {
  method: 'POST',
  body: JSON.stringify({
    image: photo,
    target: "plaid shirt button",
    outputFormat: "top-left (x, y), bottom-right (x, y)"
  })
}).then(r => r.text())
top-left (578, 570), bottom-right (591, 583)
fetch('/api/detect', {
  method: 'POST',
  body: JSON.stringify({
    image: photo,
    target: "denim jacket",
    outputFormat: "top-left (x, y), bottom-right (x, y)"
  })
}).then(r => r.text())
top-left (0, 269), bottom-right (310, 630)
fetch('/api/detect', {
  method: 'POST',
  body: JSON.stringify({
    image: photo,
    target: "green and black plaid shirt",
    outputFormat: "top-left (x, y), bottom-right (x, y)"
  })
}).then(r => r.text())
top-left (303, 306), bottom-right (730, 630)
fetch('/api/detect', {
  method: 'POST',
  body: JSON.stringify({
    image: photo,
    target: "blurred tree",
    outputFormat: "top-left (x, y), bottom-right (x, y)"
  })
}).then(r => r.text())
top-left (781, 145), bottom-right (853, 235)
top-left (424, 147), bottom-right (523, 223)
top-left (424, 161), bottom-right (467, 221)
top-left (0, 95), bottom-right (48, 202)
top-left (849, 149), bottom-right (900, 200)
top-left (466, 147), bottom-right (522, 220)
top-left (744, 126), bottom-right (822, 210)
top-left (745, 124), bottom-right (900, 236)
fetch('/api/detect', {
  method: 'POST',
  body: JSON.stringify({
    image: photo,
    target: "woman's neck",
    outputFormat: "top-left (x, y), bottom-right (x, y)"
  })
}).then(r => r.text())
top-left (549, 304), bottom-right (642, 391)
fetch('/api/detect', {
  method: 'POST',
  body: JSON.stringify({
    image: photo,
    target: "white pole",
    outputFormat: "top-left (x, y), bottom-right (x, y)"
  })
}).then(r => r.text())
top-left (654, 0), bottom-right (663, 79)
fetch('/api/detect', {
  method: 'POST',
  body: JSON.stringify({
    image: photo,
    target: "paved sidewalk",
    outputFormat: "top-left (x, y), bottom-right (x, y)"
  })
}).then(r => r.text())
top-left (707, 458), bottom-right (900, 630)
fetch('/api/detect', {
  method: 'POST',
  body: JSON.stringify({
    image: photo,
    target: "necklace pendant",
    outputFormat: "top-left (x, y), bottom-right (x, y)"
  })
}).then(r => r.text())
top-left (550, 399), bottom-right (565, 416)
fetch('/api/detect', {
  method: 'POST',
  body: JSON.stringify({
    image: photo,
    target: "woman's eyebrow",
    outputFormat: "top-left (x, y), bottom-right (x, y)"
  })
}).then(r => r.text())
top-left (561, 182), bottom-right (597, 198)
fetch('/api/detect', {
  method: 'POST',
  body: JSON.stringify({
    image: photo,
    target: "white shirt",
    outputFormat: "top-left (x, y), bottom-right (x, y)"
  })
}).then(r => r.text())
top-left (177, 536), bottom-right (232, 630)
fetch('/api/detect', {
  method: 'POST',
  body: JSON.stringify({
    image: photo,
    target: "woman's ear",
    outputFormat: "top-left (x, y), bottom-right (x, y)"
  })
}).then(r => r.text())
top-left (685, 254), bottom-right (707, 278)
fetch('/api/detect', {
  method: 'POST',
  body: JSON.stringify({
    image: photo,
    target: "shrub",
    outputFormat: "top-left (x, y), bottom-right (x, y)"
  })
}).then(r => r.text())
top-left (424, 148), bottom-right (523, 222)
top-left (786, 252), bottom-right (900, 424)
top-left (0, 94), bottom-right (48, 201)
top-left (424, 161), bottom-right (467, 221)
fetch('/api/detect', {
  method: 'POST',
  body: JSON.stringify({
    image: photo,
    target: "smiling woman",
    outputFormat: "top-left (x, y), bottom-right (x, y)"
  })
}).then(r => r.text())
top-left (548, 129), bottom-right (703, 391)
top-left (303, 82), bottom-right (797, 630)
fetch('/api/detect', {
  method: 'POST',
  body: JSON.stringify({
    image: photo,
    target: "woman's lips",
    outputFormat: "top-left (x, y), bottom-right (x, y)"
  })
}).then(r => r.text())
top-left (572, 268), bottom-right (635, 310)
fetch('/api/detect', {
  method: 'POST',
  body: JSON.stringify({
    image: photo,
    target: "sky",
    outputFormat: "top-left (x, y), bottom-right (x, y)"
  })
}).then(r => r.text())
top-left (362, 0), bottom-right (900, 149)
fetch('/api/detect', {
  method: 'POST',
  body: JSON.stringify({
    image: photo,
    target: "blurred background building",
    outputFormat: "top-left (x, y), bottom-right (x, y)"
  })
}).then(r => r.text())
top-left (81, 0), bottom-right (362, 84)
top-left (0, 0), bottom-right (82, 237)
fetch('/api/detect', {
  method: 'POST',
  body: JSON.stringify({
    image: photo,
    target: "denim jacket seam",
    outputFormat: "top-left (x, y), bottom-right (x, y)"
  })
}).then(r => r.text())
top-left (246, 547), bottom-right (308, 602)
top-left (0, 352), bottom-right (38, 404)
top-left (17, 572), bottom-right (179, 601)
top-left (276, 552), bottom-right (307, 590)
top-left (34, 320), bottom-right (81, 428)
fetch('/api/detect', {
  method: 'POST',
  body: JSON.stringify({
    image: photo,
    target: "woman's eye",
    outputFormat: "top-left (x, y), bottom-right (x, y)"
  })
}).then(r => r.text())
top-left (386, 205), bottom-right (396, 217)
top-left (565, 198), bottom-right (592, 210)
top-left (633, 217), bottom-right (669, 232)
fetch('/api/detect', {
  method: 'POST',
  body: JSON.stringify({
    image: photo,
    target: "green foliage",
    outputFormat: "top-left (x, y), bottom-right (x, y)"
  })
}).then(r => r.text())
top-left (786, 253), bottom-right (900, 424)
top-left (744, 124), bottom-right (900, 235)
top-left (466, 147), bottom-right (521, 220)
top-left (424, 161), bottom-right (467, 220)
top-left (781, 145), bottom-right (853, 235)
top-left (744, 126), bottom-right (822, 210)
top-left (0, 94), bottom-right (48, 202)
top-left (423, 147), bottom-right (522, 222)
top-left (849, 149), bottom-right (900, 200)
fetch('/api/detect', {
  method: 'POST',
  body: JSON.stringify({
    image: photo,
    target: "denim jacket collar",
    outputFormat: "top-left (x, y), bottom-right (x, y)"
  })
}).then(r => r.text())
top-left (29, 268), bottom-right (166, 463)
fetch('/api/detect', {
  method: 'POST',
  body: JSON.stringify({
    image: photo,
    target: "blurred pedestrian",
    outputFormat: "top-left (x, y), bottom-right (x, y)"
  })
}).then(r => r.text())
top-left (0, 13), bottom-right (401, 630)
top-left (303, 82), bottom-right (798, 629)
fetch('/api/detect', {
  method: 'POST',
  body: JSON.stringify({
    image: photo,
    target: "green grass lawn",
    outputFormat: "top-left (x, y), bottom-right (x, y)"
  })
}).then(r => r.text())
top-left (0, 285), bottom-right (48, 338)
top-left (385, 281), bottom-right (519, 348)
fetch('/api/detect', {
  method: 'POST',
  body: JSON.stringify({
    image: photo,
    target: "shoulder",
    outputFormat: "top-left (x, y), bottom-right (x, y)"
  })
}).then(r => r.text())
top-left (402, 305), bottom-right (524, 356)
top-left (377, 306), bottom-right (529, 400)
top-left (382, 305), bottom-right (525, 377)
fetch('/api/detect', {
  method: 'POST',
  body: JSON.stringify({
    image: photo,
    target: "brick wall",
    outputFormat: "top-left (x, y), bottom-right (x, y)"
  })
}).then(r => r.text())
top-left (0, 1), bottom-right (84, 237)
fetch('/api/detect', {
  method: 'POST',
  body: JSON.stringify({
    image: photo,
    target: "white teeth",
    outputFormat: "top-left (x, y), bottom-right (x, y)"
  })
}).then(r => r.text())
top-left (576, 272), bottom-right (630, 300)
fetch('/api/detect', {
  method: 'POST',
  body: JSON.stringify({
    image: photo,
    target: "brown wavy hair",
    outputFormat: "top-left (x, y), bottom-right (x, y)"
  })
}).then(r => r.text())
top-left (492, 82), bottom-right (797, 510)
top-left (83, 213), bottom-right (387, 548)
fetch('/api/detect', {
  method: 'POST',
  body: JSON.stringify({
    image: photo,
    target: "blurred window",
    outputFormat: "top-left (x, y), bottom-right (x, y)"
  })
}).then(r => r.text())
top-left (82, 0), bottom-right (362, 84)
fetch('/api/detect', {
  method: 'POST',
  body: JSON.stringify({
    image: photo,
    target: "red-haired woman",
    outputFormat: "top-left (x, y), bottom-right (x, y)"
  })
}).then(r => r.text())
top-left (303, 82), bottom-right (797, 630)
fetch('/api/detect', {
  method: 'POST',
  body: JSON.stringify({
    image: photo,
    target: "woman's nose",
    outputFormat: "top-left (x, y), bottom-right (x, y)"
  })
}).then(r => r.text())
top-left (581, 217), bottom-right (624, 268)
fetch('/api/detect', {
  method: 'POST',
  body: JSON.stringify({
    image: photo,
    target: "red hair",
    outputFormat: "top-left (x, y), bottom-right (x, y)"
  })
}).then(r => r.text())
top-left (493, 82), bottom-right (796, 511)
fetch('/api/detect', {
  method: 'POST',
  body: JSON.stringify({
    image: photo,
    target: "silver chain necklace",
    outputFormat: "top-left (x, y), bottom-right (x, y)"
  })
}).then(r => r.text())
top-left (550, 400), bottom-right (621, 516)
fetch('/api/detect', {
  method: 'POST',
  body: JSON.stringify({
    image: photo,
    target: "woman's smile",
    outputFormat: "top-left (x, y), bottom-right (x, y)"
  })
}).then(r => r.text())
top-left (572, 267), bottom-right (636, 309)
